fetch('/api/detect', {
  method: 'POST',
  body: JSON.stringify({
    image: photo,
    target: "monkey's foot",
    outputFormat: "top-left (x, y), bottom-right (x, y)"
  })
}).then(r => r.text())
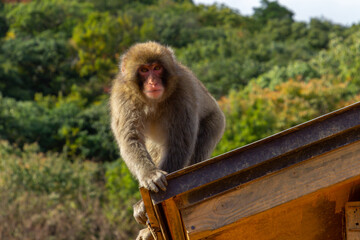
top-left (136, 228), bottom-right (154, 240)
top-left (133, 200), bottom-right (147, 225)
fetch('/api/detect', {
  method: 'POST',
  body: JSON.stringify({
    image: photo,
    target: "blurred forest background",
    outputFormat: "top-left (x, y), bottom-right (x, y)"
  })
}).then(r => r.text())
top-left (1, 0), bottom-right (360, 239)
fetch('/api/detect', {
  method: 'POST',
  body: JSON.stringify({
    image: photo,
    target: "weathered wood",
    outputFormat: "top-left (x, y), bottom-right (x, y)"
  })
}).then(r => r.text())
top-left (140, 188), bottom-right (164, 240)
top-left (162, 199), bottom-right (186, 240)
top-left (152, 203), bottom-right (170, 240)
top-left (181, 140), bottom-right (360, 238)
top-left (177, 127), bottom-right (360, 209)
top-left (140, 101), bottom-right (360, 239)
top-left (151, 102), bottom-right (360, 204)
top-left (192, 177), bottom-right (360, 240)
top-left (346, 202), bottom-right (360, 240)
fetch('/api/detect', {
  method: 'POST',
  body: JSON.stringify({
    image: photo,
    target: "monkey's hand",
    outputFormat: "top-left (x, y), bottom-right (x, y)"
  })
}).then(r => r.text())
top-left (136, 228), bottom-right (154, 240)
top-left (139, 169), bottom-right (168, 192)
top-left (133, 200), bottom-right (147, 225)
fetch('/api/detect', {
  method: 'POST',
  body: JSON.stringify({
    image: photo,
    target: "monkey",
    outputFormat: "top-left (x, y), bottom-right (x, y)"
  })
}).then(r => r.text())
top-left (110, 42), bottom-right (225, 240)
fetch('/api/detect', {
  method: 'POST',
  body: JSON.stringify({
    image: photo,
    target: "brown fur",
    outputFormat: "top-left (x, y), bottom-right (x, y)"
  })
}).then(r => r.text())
top-left (110, 42), bottom-right (225, 240)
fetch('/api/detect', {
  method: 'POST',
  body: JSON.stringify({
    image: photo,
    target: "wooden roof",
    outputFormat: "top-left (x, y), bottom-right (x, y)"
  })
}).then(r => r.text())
top-left (141, 101), bottom-right (360, 240)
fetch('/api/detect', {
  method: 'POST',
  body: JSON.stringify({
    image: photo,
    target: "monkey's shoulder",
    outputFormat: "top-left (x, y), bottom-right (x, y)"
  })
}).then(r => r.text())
top-left (111, 78), bottom-right (144, 102)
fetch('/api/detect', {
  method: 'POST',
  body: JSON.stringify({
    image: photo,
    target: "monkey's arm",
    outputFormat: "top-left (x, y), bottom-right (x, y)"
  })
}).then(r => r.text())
top-left (111, 104), bottom-right (167, 193)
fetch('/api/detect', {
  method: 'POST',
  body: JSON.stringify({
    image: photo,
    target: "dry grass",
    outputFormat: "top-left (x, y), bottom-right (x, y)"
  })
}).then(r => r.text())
top-left (0, 141), bottom-right (141, 240)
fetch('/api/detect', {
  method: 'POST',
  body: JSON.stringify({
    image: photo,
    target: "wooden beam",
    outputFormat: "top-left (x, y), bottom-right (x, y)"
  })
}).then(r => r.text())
top-left (162, 199), bottom-right (187, 240)
top-left (180, 140), bottom-right (360, 238)
top-left (177, 127), bottom-right (360, 209)
top-left (151, 102), bottom-right (360, 204)
top-left (346, 202), bottom-right (360, 240)
top-left (140, 188), bottom-right (164, 240)
top-left (190, 177), bottom-right (360, 240)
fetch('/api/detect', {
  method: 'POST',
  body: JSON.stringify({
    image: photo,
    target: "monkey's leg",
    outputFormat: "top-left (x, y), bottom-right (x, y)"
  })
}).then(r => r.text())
top-left (190, 112), bottom-right (225, 165)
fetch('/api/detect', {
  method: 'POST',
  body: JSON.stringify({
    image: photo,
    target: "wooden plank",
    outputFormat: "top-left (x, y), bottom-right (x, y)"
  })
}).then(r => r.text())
top-left (153, 204), bottom-right (170, 240)
top-left (177, 127), bottom-right (360, 209)
top-left (346, 202), bottom-right (360, 240)
top-left (192, 176), bottom-right (360, 240)
top-left (162, 198), bottom-right (187, 240)
top-left (140, 188), bottom-right (164, 240)
top-left (151, 102), bottom-right (360, 204)
top-left (181, 140), bottom-right (360, 238)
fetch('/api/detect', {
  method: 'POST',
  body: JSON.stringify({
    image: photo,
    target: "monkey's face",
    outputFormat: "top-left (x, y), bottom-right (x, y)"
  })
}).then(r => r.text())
top-left (138, 62), bottom-right (165, 100)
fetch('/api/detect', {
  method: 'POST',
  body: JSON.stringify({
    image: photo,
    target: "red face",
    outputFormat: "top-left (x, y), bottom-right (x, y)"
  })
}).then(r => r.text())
top-left (138, 63), bottom-right (165, 100)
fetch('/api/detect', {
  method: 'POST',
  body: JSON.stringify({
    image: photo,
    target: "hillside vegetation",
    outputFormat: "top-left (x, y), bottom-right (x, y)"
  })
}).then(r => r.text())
top-left (1, 0), bottom-right (360, 239)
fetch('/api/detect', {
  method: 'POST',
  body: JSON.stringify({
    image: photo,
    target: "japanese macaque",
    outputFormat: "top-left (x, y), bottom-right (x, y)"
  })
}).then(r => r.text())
top-left (110, 42), bottom-right (225, 240)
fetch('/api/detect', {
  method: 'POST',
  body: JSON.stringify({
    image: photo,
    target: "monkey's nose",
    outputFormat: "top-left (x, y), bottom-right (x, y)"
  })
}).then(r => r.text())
top-left (149, 79), bottom-right (157, 86)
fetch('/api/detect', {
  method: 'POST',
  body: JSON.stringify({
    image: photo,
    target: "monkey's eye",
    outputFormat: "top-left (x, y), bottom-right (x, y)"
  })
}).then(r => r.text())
top-left (153, 65), bottom-right (162, 71)
top-left (140, 67), bottom-right (149, 73)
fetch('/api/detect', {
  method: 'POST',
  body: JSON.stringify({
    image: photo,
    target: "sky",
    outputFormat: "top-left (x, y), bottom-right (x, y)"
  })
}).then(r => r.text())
top-left (193, 0), bottom-right (360, 26)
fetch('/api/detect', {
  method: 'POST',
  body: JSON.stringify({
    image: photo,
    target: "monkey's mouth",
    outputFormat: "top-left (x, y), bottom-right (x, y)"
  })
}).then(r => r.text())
top-left (146, 90), bottom-right (162, 93)
top-left (145, 87), bottom-right (164, 93)
top-left (144, 89), bottom-right (164, 99)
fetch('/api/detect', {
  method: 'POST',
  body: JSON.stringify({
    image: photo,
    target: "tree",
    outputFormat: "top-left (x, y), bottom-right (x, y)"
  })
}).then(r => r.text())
top-left (1, 32), bottom-right (79, 99)
top-left (214, 78), bottom-right (352, 155)
top-left (307, 18), bottom-right (331, 49)
top-left (153, 12), bottom-right (200, 47)
top-left (0, 16), bottom-right (8, 38)
top-left (6, 0), bottom-right (92, 37)
top-left (196, 4), bottom-right (245, 28)
top-left (72, 12), bottom-right (141, 85)
top-left (253, 0), bottom-right (294, 26)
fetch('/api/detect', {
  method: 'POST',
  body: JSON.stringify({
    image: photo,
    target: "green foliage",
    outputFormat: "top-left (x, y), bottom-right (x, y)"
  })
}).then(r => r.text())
top-left (103, 159), bottom-right (143, 235)
top-left (310, 31), bottom-right (360, 88)
top-left (154, 12), bottom-right (200, 47)
top-left (72, 12), bottom-right (122, 82)
top-left (214, 77), bottom-right (354, 155)
top-left (0, 140), bottom-right (136, 239)
top-left (253, 61), bottom-right (319, 89)
top-left (0, 16), bottom-right (8, 38)
top-left (263, 18), bottom-right (293, 41)
top-left (176, 31), bottom-right (264, 98)
top-left (307, 18), bottom-right (331, 49)
top-left (2, 0), bottom-right (360, 238)
top-left (1, 142), bottom-right (98, 199)
top-left (196, 4), bottom-right (245, 28)
top-left (0, 92), bottom-right (117, 161)
top-left (5, 0), bottom-right (92, 37)
top-left (253, 0), bottom-right (294, 26)
top-left (104, 159), bottom-right (140, 227)
top-left (1, 32), bottom-right (79, 99)
top-left (105, 160), bottom-right (140, 205)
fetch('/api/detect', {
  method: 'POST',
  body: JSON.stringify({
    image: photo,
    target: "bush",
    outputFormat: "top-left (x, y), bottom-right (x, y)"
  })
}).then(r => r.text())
top-left (104, 159), bottom-right (141, 235)
top-left (214, 77), bottom-right (353, 155)
top-left (0, 140), bottom-right (139, 239)
top-left (0, 92), bottom-right (117, 162)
